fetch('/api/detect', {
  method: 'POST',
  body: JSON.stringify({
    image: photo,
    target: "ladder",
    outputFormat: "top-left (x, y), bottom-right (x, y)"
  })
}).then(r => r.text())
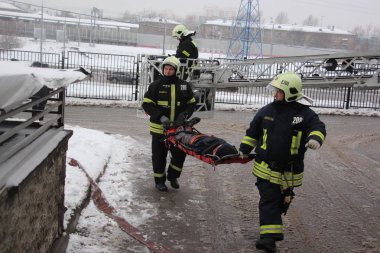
top-left (139, 53), bottom-right (380, 112)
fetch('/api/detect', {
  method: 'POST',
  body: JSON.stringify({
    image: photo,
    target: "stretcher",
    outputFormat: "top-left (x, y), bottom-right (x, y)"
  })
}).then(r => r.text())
top-left (164, 117), bottom-right (255, 166)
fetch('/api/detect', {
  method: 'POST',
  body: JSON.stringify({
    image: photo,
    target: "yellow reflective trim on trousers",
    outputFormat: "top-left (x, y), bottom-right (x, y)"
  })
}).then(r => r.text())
top-left (143, 97), bottom-right (156, 104)
top-left (169, 163), bottom-right (182, 172)
top-left (290, 131), bottom-right (302, 155)
top-left (253, 161), bottom-right (303, 187)
top-left (154, 172), bottom-right (165, 178)
top-left (157, 100), bottom-right (169, 106)
top-left (170, 85), bottom-right (176, 122)
top-left (260, 129), bottom-right (267, 150)
top-left (242, 136), bottom-right (257, 147)
top-left (309, 131), bottom-right (325, 142)
top-left (260, 225), bottom-right (283, 235)
top-left (150, 122), bottom-right (164, 134)
top-left (182, 50), bottom-right (190, 57)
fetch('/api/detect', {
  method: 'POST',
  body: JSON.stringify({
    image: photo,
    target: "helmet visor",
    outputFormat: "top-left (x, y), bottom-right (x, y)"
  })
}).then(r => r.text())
top-left (266, 84), bottom-right (280, 96)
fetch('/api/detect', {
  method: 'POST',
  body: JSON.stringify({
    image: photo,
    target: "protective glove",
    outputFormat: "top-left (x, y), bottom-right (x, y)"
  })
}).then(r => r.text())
top-left (160, 116), bottom-right (170, 129)
top-left (238, 151), bottom-right (248, 159)
top-left (305, 139), bottom-right (321, 150)
top-left (175, 112), bottom-right (189, 125)
top-left (281, 188), bottom-right (295, 215)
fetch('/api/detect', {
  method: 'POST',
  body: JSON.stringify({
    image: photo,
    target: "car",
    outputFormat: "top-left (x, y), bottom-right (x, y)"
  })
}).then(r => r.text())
top-left (106, 71), bottom-right (135, 84)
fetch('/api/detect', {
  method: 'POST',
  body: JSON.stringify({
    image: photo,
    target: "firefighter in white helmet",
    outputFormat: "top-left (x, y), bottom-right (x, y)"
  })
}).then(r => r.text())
top-left (172, 24), bottom-right (198, 80)
top-left (142, 56), bottom-right (196, 192)
top-left (239, 72), bottom-right (326, 252)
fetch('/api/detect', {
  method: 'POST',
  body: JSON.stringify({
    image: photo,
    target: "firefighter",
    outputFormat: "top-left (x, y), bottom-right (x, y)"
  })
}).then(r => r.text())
top-left (239, 72), bottom-right (326, 253)
top-left (142, 56), bottom-right (196, 191)
top-left (172, 24), bottom-right (199, 80)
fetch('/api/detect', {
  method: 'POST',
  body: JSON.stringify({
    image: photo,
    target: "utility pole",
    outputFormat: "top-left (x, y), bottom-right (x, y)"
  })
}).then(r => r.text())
top-left (270, 17), bottom-right (274, 57)
top-left (162, 19), bottom-right (167, 55)
top-left (39, 0), bottom-right (44, 63)
top-left (90, 7), bottom-right (100, 47)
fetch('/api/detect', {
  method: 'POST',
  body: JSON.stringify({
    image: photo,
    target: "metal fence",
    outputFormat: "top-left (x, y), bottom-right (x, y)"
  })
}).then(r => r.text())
top-left (214, 86), bottom-right (380, 110)
top-left (65, 51), bottom-right (138, 100)
top-left (0, 49), bottom-right (379, 110)
top-left (0, 49), bottom-right (61, 68)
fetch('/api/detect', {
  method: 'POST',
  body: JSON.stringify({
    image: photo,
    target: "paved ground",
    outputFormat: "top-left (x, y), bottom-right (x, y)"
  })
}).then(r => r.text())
top-left (65, 106), bottom-right (380, 253)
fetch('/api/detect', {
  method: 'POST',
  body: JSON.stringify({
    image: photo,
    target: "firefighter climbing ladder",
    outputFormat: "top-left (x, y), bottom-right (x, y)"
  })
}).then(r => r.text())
top-left (138, 53), bottom-right (380, 112)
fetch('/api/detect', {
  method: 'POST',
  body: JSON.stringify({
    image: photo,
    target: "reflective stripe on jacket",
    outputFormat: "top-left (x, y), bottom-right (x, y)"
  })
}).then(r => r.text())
top-left (240, 101), bottom-right (326, 185)
top-left (142, 76), bottom-right (196, 136)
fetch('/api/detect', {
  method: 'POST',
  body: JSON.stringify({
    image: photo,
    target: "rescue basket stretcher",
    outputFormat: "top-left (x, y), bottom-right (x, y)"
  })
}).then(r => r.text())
top-left (164, 117), bottom-right (255, 166)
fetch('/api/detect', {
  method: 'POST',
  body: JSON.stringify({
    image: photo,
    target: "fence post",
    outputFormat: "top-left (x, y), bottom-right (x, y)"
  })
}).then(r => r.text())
top-left (61, 51), bottom-right (65, 69)
top-left (345, 86), bottom-right (352, 109)
top-left (134, 56), bottom-right (140, 101)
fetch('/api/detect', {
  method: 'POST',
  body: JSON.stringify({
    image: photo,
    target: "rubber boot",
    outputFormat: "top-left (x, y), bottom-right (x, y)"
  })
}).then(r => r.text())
top-left (155, 182), bottom-right (168, 192)
top-left (169, 178), bottom-right (179, 189)
top-left (255, 237), bottom-right (276, 253)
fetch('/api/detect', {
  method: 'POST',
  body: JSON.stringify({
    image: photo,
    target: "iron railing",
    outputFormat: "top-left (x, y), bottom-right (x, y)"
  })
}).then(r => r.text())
top-left (0, 87), bottom-right (65, 164)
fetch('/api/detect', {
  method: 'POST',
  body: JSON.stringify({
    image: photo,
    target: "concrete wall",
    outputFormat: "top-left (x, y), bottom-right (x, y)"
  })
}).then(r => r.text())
top-left (0, 131), bottom-right (72, 253)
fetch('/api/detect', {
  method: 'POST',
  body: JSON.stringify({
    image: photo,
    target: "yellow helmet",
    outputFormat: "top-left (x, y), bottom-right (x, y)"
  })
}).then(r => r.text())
top-left (172, 24), bottom-right (188, 39)
top-left (269, 72), bottom-right (303, 102)
top-left (162, 56), bottom-right (181, 73)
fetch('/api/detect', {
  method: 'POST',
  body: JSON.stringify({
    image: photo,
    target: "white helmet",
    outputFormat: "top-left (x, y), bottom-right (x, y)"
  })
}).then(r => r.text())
top-left (172, 24), bottom-right (189, 39)
top-left (162, 56), bottom-right (181, 74)
top-left (269, 72), bottom-right (303, 102)
top-left (268, 72), bottom-right (313, 105)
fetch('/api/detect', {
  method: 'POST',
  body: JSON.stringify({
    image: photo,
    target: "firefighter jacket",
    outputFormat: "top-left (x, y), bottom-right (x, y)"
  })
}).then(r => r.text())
top-left (239, 101), bottom-right (326, 187)
top-left (142, 75), bottom-right (196, 136)
top-left (175, 36), bottom-right (198, 67)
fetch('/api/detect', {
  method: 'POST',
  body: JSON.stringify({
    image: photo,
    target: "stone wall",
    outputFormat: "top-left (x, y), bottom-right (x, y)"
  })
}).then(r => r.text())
top-left (0, 131), bottom-right (72, 253)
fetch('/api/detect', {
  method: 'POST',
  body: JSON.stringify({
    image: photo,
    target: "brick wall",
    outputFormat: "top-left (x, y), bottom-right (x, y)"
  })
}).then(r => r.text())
top-left (0, 132), bottom-right (71, 253)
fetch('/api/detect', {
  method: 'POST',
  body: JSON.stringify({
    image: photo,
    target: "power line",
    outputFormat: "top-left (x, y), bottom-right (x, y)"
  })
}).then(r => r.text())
top-left (8, 0), bottom-right (134, 24)
top-left (296, 0), bottom-right (380, 16)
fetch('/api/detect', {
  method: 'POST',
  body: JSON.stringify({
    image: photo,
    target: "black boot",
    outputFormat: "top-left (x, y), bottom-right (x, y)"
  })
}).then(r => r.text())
top-left (155, 182), bottom-right (168, 192)
top-left (255, 237), bottom-right (276, 253)
top-left (169, 178), bottom-right (180, 189)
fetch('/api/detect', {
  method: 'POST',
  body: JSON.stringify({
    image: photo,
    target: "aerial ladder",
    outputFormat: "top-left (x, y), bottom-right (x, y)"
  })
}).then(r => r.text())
top-left (138, 52), bottom-right (380, 111)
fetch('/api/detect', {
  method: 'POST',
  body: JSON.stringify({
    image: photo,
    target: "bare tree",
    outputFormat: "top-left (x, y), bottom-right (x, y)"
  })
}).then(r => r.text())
top-left (352, 26), bottom-right (365, 36)
top-left (352, 24), bottom-right (380, 37)
top-left (122, 11), bottom-right (138, 22)
top-left (275, 12), bottom-right (289, 24)
top-left (372, 26), bottom-right (380, 37)
top-left (302, 15), bottom-right (319, 26)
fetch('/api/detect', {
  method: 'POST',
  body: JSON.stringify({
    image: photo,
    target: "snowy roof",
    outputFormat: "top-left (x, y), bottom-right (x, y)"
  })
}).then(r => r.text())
top-left (0, 9), bottom-right (139, 29)
top-left (263, 23), bottom-right (353, 35)
top-left (0, 61), bottom-right (89, 111)
top-left (140, 17), bottom-right (179, 25)
top-left (204, 19), bottom-right (353, 35)
top-left (0, 2), bottom-right (24, 12)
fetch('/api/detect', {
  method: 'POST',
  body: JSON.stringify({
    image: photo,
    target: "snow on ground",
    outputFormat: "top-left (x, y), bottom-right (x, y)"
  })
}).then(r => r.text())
top-left (65, 126), bottom-right (155, 252)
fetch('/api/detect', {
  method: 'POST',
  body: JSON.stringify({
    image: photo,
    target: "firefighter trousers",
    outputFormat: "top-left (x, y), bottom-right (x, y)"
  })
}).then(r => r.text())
top-left (256, 178), bottom-right (284, 241)
top-left (151, 135), bottom-right (186, 184)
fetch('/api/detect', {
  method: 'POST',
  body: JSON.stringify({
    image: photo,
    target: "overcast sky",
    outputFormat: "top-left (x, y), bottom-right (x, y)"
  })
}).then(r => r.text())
top-left (18, 0), bottom-right (380, 31)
